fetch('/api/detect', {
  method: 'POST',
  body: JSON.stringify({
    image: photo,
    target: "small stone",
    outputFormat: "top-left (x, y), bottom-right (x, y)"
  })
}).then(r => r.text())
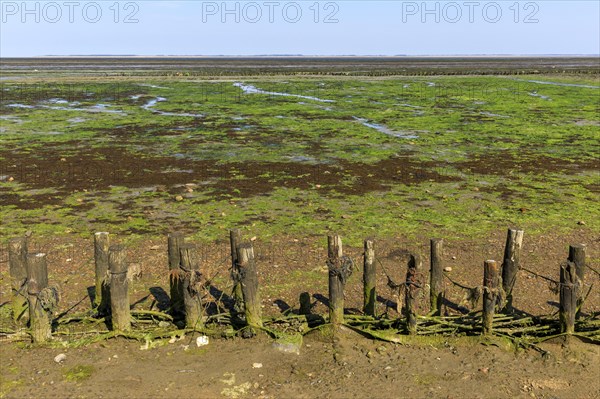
top-left (252, 363), bottom-right (263, 369)
top-left (149, 245), bottom-right (160, 250)
top-left (250, 236), bottom-right (257, 241)
top-left (8, 176), bottom-right (14, 182)
top-left (479, 367), bottom-right (489, 374)
top-left (444, 267), bottom-right (452, 272)
top-left (473, 187), bottom-right (479, 191)
top-left (366, 351), bottom-right (374, 359)
top-left (384, 366), bottom-right (392, 370)
top-left (54, 354), bottom-right (67, 363)
top-left (451, 256), bottom-right (457, 260)
top-left (315, 184), bottom-right (321, 189)
top-left (196, 336), bottom-right (209, 347)
top-left (577, 221), bottom-right (586, 225)
top-left (60, 158), bottom-right (66, 162)
top-left (186, 188), bottom-right (194, 193)
top-left (175, 195), bottom-right (184, 202)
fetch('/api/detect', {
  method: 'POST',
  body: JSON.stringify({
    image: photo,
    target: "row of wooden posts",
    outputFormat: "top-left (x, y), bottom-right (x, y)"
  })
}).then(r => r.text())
top-left (8, 228), bottom-right (587, 343)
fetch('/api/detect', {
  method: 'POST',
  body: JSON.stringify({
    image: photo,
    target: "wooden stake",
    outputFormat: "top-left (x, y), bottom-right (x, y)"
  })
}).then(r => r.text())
top-left (429, 238), bottom-right (444, 316)
top-left (168, 232), bottom-right (185, 317)
top-left (9, 237), bottom-right (28, 324)
top-left (109, 245), bottom-right (130, 331)
top-left (180, 243), bottom-right (203, 329)
top-left (327, 235), bottom-right (345, 325)
top-left (501, 229), bottom-right (524, 313)
top-left (560, 261), bottom-right (577, 334)
top-left (236, 243), bottom-right (262, 328)
top-left (229, 229), bottom-right (244, 312)
top-left (405, 254), bottom-right (422, 334)
top-left (363, 238), bottom-right (376, 317)
top-left (482, 260), bottom-right (500, 335)
top-left (299, 292), bottom-right (311, 315)
top-left (568, 244), bottom-right (586, 318)
top-left (26, 253), bottom-right (51, 343)
top-left (93, 232), bottom-right (110, 313)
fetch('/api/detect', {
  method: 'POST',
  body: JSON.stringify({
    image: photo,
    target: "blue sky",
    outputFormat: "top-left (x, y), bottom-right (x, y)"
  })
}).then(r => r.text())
top-left (1, 1), bottom-right (599, 56)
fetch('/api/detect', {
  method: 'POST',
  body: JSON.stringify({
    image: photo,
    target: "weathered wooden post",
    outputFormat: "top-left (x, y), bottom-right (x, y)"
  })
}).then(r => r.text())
top-left (363, 238), bottom-right (376, 317)
top-left (482, 260), bottom-right (500, 335)
top-left (168, 232), bottom-right (185, 317)
top-left (229, 229), bottom-right (244, 312)
top-left (26, 253), bottom-right (51, 343)
top-left (9, 237), bottom-right (28, 323)
top-left (405, 254), bottom-right (422, 334)
top-left (108, 245), bottom-right (130, 331)
top-left (93, 232), bottom-right (110, 313)
top-left (236, 243), bottom-right (262, 329)
top-left (501, 229), bottom-right (524, 313)
top-left (560, 261), bottom-right (577, 334)
top-left (429, 238), bottom-right (444, 316)
top-left (327, 235), bottom-right (346, 326)
top-left (568, 244), bottom-right (586, 318)
top-left (299, 292), bottom-right (311, 315)
top-left (180, 243), bottom-right (203, 329)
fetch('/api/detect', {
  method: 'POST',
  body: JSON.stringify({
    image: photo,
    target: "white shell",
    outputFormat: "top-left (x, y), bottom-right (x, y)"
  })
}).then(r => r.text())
top-left (196, 335), bottom-right (209, 347)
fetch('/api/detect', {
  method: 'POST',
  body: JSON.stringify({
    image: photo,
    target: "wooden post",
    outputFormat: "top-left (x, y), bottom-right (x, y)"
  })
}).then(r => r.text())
top-left (560, 261), bottom-right (577, 334)
top-left (168, 232), bottom-right (185, 317)
top-left (501, 229), bottom-right (524, 313)
top-left (26, 253), bottom-right (51, 343)
top-left (229, 229), bottom-right (244, 312)
top-left (429, 238), bottom-right (444, 316)
top-left (568, 244), bottom-right (586, 318)
top-left (363, 238), bottom-right (376, 317)
top-left (482, 260), bottom-right (500, 335)
top-left (327, 235), bottom-right (345, 325)
top-left (93, 232), bottom-right (110, 312)
top-left (9, 237), bottom-right (28, 324)
top-left (180, 243), bottom-right (203, 329)
top-left (299, 292), bottom-right (311, 315)
top-left (405, 254), bottom-right (422, 334)
top-left (109, 245), bottom-right (130, 331)
top-left (236, 243), bottom-right (262, 328)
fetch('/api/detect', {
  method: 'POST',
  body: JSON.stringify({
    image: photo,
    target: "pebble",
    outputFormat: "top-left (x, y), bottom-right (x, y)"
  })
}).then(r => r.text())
top-left (175, 195), bottom-right (184, 202)
top-left (8, 176), bottom-right (14, 182)
top-left (451, 256), bottom-right (457, 260)
top-left (252, 363), bottom-right (263, 369)
top-left (577, 221), bottom-right (586, 225)
top-left (196, 336), bottom-right (209, 347)
top-left (53, 354), bottom-right (67, 363)
top-left (149, 245), bottom-right (160, 250)
top-left (444, 267), bottom-right (452, 272)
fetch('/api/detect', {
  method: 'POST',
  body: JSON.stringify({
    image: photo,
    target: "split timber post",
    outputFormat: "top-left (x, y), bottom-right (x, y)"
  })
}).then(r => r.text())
top-left (482, 260), bottom-right (500, 335)
top-left (559, 261), bottom-right (577, 334)
top-left (229, 229), bottom-right (244, 312)
top-left (405, 254), bottom-right (422, 334)
top-left (108, 245), bottom-right (131, 332)
top-left (26, 253), bottom-right (52, 343)
top-left (236, 243), bottom-right (262, 329)
top-left (327, 235), bottom-right (346, 326)
top-left (568, 244), bottom-right (586, 318)
top-left (501, 229), bottom-right (524, 313)
top-left (429, 238), bottom-right (444, 316)
top-left (9, 237), bottom-right (28, 324)
top-left (168, 232), bottom-right (185, 317)
top-left (93, 232), bottom-right (110, 313)
top-left (179, 243), bottom-right (203, 329)
top-left (363, 238), bottom-right (376, 317)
